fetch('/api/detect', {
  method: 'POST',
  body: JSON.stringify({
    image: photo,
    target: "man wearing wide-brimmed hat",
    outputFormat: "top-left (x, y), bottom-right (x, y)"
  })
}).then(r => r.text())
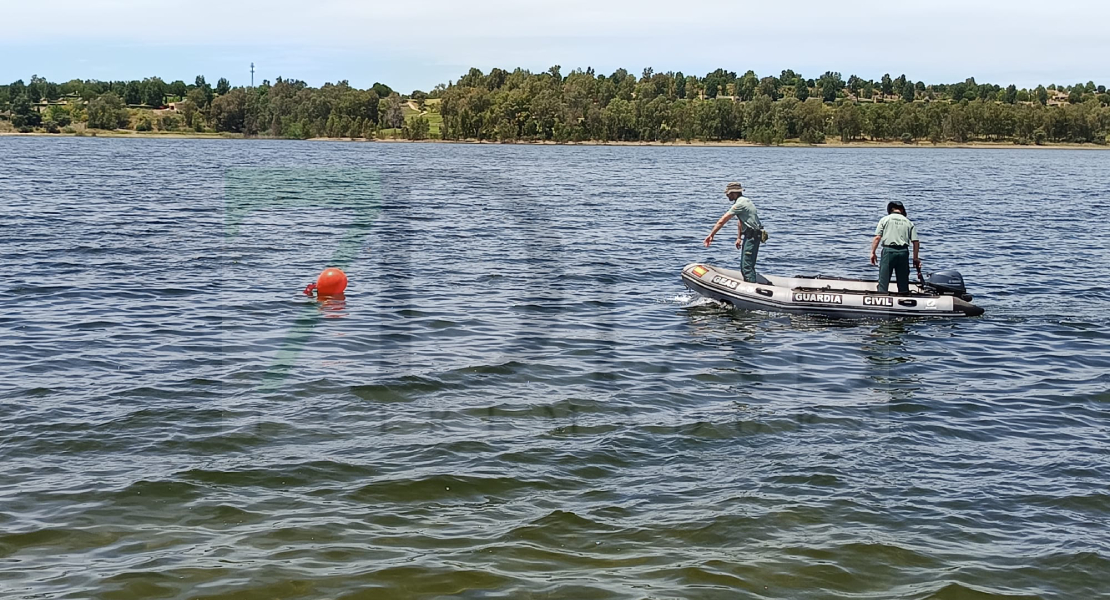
top-left (703, 182), bottom-right (765, 283)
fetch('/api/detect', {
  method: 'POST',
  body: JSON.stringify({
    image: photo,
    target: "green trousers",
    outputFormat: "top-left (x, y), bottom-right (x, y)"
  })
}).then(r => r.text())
top-left (878, 247), bottom-right (910, 294)
top-left (741, 235), bottom-right (761, 283)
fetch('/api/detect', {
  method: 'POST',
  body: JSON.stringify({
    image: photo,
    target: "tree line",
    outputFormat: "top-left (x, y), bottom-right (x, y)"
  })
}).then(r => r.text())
top-left (2, 68), bottom-right (1108, 145)
top-left (0, 75), bottom-right (413, 139)
top-left (437, 67), bottom-right (1109, 145)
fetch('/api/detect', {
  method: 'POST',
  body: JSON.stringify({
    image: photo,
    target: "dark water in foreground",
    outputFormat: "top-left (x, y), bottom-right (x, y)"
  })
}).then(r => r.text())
top-left (1, 138), bottom-right (1108, 599)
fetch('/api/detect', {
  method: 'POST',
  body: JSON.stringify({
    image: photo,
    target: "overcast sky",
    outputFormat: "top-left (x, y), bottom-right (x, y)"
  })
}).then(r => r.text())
top-left (3, 0), bottom-right (1107, 91)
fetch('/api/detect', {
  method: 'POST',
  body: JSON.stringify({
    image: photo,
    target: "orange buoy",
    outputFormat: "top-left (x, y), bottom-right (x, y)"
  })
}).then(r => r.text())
top-left (315, 267), bottom-right (348, 296)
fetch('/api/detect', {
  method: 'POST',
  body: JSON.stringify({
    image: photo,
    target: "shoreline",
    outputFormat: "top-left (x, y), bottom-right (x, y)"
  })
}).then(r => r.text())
top-left (2, 130), bottom-right (1107, 150)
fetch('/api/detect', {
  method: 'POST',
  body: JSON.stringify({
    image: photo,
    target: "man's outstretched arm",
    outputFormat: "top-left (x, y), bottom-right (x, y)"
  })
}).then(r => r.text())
top-left (703, 212), bottom-right (735, 247)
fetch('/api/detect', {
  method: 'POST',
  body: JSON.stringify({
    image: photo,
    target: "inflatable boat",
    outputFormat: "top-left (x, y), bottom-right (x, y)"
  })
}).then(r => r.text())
top-left (681, 263), bottom-right (984, 318)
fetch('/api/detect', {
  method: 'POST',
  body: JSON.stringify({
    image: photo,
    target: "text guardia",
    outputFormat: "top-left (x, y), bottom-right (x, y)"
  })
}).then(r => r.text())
top-left (793, 293), bottom-right (843, 304)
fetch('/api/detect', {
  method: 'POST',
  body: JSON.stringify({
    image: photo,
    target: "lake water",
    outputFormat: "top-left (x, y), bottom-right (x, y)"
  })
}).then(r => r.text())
top-left (1, 138), bottom-right (1108, 599)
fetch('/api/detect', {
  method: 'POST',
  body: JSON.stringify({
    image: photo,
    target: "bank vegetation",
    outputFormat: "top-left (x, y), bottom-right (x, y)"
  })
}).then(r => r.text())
top-left (3, 69), bottom-right (1108, 146)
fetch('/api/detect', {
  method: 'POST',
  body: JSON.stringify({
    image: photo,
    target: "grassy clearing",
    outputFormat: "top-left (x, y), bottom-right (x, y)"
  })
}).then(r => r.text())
top-left (410, 110), bottom-right (443, 136)
top-left (396, 103), bottom-right (443, 137)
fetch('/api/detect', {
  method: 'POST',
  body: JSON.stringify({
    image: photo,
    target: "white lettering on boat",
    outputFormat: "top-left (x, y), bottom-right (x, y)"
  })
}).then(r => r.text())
top-left (792, 293), bottom-right (843, 304)
top-left (711, 275), bottom-right (739, 290)
top-left (864, 296), bottom-right (895, 306)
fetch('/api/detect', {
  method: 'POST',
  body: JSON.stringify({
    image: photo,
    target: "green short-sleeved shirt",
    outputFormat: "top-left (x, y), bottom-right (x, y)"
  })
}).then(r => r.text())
top-left (727, 196), bottom-right (762, 231)
top-left (875, 213), bottom-right (918, 246)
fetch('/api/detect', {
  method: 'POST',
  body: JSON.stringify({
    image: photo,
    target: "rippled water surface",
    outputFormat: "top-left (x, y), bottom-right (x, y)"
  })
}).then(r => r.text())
top-left (2, 138), bottom-right (1108, 599)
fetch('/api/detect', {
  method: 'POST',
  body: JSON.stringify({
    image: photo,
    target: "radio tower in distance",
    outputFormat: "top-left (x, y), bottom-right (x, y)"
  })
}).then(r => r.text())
top-left (250, 63), bottom-right (255, 87)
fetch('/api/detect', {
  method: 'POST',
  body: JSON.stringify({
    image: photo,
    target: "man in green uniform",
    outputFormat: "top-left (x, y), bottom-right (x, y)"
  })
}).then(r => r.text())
top-left (869, 201), bottom-right (921, 294)
top-left (703, 182), bottom-right (764, 283)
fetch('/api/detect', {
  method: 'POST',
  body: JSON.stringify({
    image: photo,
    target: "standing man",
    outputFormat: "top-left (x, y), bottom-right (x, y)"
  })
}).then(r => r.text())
top-left (703, 182), bottom-right (764, 283)
top-left (869, 201), bottom-right (921, 294)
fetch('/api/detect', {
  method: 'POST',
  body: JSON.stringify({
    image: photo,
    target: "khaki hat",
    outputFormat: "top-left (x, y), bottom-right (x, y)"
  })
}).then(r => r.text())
top-left (724, 182), bottom-right (744, 194)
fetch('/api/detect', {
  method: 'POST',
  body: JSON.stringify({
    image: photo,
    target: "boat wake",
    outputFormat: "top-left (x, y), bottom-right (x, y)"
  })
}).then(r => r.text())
top-left (667, 291), bottom-right (722, 308)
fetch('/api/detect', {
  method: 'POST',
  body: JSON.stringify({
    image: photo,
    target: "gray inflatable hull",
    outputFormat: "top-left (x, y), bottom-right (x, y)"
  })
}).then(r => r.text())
top-left (682, 263), bottom-right (984, 318)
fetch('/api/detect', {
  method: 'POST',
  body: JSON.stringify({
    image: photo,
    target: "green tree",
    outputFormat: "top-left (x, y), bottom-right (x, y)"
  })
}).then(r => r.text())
top-left (186, 87), bottom-right (209, 110)
top-left (894, 102), bottom-right (925, 141)
top-left (744, 95), bottom-right (775, 143)
top-left (371, 82), bottom-right (393, 98)
top-left (194, 75), bottom-right (214, 105)
top-left (735, 70), bottom-right (758, 101)
top-left (379, 93), bottom-right (404, 129)
top-left (486, 68), bottom-right (509, 90)
top-left (168, 80), bottom-right (187, 98)
top-left (530, 88), bottom-right (563, 139)
top-left (702, 68), bottom-right (735, 98)
top-left (902, 80), bottom-right (915, 102)
top-left (9, 79), bottom-right (26, 100)
top-left (948, 82), bottom-right (965, 102)
top-left (846, 75), bottom-right (862, 98)
top-left (209, 88), bottom-right (247, 132)
top-left (123, 81), bottom-right (142, 105)
top-left (866, 102), bottom-right (892, 140)
top-left (943, 103), bottom-right (971, 142)
top-left (1004, 84), bottom-right (1018, 104)
top-left (403, 115), bottom-right (430, 140)
top-left (602, 97), bottom-right (635, 140)
top-left (86, 92), bottom-right (129, 129)
top-left (1035, 85), bottom-right (1048, 105)
top-left (818, 71), bottom-right (844, 102)
top-left (177, 99), bottom-right (198, 126)
top-left (27, 75), bottom-right (46, 101)
top-left (141, 77), bottom-right (166, 107)
top-left (834, 101), bottom-right (863, 142)
top-left (795, 98), bottom-right (829, 143)
top-left (216, 77), bottom-right (230, 95)
top-left (684, 75), bottom-right (700, 101)
top-left (881, 73), bottom-right (893, 97)
top-left (11, 93), bottom-right (41, 128)
top-left (757, 76), bottom-right (780, 100)
top-left (794, 79), bottom-right (809, 101)
top-left (46, 104), bottom-right (72, 127)
top-left (894, 74), bottom-right (907, 93)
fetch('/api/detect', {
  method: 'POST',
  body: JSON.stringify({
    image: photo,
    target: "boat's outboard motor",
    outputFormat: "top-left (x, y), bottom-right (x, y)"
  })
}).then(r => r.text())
top-left (924, 270), bottom-right (973, 301)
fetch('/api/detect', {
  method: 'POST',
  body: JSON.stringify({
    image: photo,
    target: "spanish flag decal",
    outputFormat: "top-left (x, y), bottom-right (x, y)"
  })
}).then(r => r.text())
top-left (692, 265), bottom-right (708, 277)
